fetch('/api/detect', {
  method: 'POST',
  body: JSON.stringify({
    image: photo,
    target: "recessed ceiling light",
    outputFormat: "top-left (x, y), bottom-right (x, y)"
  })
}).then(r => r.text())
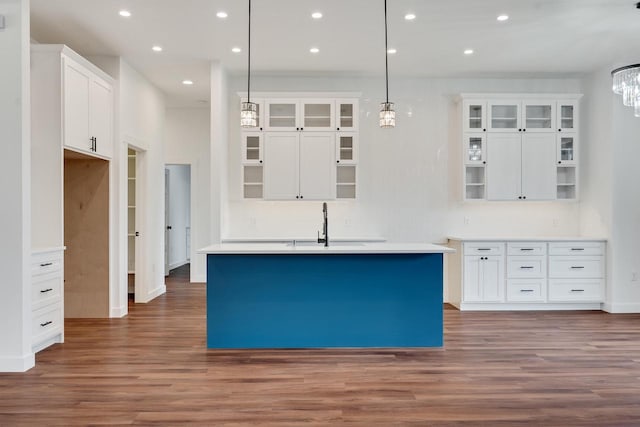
top-left (152, 46), bottom-right (163, 52)
top-left (232, 47), bottom-right (242, 53)
top-left (497, 14), bottom-right (509, 21)
top-left (464, 49), bottom-right (474, 55)
top-left (404, 13), bottom-right (416, 21)
top-left (311, 12), bottom-right (323, 19)
top-left (387, 48), bottom-right (397, 54)
top-left (310, 47), bottom-right (320, 54)
top-left (216, 11), bottom-right (228, 18)
top-left (119, 10), bottom-right (131, 17)
top-left (182, 80), bottom-right (194, 85)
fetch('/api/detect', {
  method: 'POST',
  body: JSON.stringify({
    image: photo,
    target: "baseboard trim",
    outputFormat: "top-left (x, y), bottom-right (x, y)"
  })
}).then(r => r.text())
top-left (140, 284), bottom-right (166, 303)
top-left (192, 274), bottom-right (206, 283)
top-left (0, 353), bottom-right (35, 372)
top-left (169, 260), bottom-right (189, 271)
top-left (110, 305), bottom-right (128, 318)
top-left (603, 302), bottom-right (640, 313)
top-left (459, 302), bottom-right (603, 311)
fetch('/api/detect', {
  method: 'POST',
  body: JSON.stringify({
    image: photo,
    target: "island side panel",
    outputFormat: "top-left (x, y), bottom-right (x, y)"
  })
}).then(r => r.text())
top-left (206, 253), bottom-right (443, 348)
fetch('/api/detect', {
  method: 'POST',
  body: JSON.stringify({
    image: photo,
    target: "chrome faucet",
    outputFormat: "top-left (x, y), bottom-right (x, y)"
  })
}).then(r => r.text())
top-left (317, 202), bottom-right (329, 247)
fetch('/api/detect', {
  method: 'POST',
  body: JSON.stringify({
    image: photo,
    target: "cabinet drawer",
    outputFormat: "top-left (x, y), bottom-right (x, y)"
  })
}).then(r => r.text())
top-left (507, 256), bottom-right (546, 278)
top-left (32, 273), bottom-right (62, 311)
top-left (548, 242), bottom-right (604, 256)
top-left (549, 256), bottom-right (603, 278)
top-left (464, 242), bottom-right (504, 256)
top-left (507, 242), bottom-right (547, 256)
top-left (548, 279), bottom-right (604, 302)
top-left (506, 279), bottom-right (546, 302)
top-left (32, 302), bottom-right (62, 345)
top-left (31, 252), bottom-right (62, 277)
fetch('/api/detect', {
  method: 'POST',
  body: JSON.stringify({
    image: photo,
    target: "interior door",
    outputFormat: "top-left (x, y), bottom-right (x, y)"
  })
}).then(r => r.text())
top-left (521, 133), bottom-right (556, 200)
top-left (487, 133), bottom-right (522, 200)
top-left (63, 58), bottom-right (91, 153)
top-left (299, 133), bottom-right (336, 200)
top-left (263, 133), bottom-right (299, 200)
top-left (89, 77), bottom-right (113, 158)
top-left (164, 169), bottom-right (170, 276)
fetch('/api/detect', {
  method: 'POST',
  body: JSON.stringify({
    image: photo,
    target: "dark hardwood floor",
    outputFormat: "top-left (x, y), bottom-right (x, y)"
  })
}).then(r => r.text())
top-left (2, 265), bottom-right (640, 425)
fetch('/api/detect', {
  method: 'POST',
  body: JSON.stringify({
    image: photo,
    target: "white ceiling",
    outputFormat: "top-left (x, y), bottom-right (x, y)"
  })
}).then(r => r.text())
top-left (30, 0), bottom-right (640, 107)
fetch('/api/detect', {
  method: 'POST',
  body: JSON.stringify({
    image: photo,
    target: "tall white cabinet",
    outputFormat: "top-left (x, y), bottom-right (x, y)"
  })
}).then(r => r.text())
top-left (241, 93), bottom-right (359, 200)
top-left (460, 94), bottom-right (581, 201)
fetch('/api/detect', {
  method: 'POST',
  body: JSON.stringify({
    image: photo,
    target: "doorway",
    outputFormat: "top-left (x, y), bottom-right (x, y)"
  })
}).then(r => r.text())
top-left (164, 164), bottom-right (192, 277)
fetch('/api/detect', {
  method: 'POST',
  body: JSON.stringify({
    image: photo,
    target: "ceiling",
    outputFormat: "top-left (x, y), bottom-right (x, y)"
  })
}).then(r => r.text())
top-left (30, 0), bottom-right (640, 107)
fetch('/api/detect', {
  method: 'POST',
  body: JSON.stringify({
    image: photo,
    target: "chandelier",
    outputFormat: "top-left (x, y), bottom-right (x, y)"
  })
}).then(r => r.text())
top-left (612, 64), bottom-right (640, 117)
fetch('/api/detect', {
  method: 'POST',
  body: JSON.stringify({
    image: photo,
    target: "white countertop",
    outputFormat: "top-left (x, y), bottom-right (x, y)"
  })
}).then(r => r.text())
top-left (222, 237), bottom-right (386, 243)
top-left (448, 236), bottom-right (607, 242)
top-left (199, 242), bottom-right (454, 255)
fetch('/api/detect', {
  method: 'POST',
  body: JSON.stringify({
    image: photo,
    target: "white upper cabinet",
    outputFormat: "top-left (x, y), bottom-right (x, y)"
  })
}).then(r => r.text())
top-left (463, 100), bottom-right (487, 133)
top-left (557, 100), bottom-right (578, 133)
top-left (556, 134), bottom-right (577, 166)
top-left (336, 133), bottom-right (357, 165)
top-left (265, 99), bottom-right (300, 131)
top-left (241, 132), bottom-right (263, 164)
top-left (63, 55), bottom-right (113, 159)
top-left (487, 133), bottom-right (522, 201)
top-left (522, 100), bottom-right (555, 133)
top-left (520, 134), bottom-right (557, 200)
top-left (299, 133), bottom-right (336, 200)
top-left (301, 99), bottom-right (335, 131)
top-left (336, 99), bottom-right (359, 131)
top-left (263, 133), bottom-right (300, 200)
top-left (488, 100), bottom-right (521, 132)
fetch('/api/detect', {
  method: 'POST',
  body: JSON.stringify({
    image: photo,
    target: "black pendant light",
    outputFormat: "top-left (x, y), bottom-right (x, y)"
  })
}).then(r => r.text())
top-left (240, 0), bottom-right (257, 127)
top-left (379, 0), bottom-right (395, 128)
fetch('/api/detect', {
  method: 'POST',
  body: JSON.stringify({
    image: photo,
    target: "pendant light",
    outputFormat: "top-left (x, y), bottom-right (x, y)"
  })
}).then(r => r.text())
top-left (379, 0), bottom-right (395, 128)
top-left (240, 0), bottom-right (257, 127)
top-left (612, 64), bottom-right (640, 117)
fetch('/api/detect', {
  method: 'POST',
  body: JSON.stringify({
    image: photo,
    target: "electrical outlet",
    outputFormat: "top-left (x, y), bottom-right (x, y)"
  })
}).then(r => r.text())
top-left (464, 217), bottom-right (470, 225)
top-left (553, 218), bottom-right (559, 227)
top-left (632, 271), bottom-right (638, 282)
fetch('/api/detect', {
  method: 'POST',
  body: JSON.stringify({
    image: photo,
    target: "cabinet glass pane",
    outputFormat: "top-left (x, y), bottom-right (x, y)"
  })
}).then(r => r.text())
top-left (557, 167), bottom-right (575, 185)
top-left (491, 105), bottom-right (518, 128)
top-left (339, 103), bottom-right (353, 127)
top-left (526, 105), bottom-right (552, 129)
top-left (245, 136), bottom-right (260, 160)
top-left (561, 105), bottom-right (574, 129)
top-left (269, 104), bottom-right (296, 128)
top-left (339, 136), bottom-right (354, 161)
top-left (468, 105), bottom-right (483, 129)
top-left (127, 207), bottom-right (135, 234)
top-left (467, 137), bottom-right (483, 162)
top-left (466, 185), bottom-right (485, 200)
top-left (465, 166), bottom-right (485, 184)
top-left (560, 137), bottom-right (574, 161)
top-left (305, 104), bottom-right (331, 127)
top-left (337, 165), bottom-right (356, 184)
top-left (244, 165), bottom-right (263, 184)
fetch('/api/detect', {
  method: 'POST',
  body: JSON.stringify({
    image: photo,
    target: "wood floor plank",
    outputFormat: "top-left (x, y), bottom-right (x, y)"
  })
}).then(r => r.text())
top-left (2, 264), bottom-right (640, 425)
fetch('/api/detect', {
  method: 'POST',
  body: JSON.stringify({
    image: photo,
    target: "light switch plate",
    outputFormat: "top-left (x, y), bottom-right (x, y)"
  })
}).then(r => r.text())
top-left (0, 15), bottom-right (5, 30)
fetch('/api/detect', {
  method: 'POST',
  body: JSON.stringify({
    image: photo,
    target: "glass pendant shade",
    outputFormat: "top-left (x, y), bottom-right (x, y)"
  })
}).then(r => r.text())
top-left (379, 102), bottom-right (396, 128)
top-left (240, 101), bottom-right (257, 127)
top-left (612, 64), bottom-right (640, 117)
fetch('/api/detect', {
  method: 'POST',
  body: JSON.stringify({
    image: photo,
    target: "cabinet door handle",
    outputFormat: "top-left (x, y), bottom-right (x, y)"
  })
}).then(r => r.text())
top-left (300, 195), bottom-right (304, 199)
top-left (570, 289), bottom-right (585, 292)
top-left (558, 129), bottom-right (562, 132)
top-left (520, 289), bottom-right (534, 293)
top-left (570, 248), bottom-right (585, 251)
top-left (520, 266), bottom-right (534, 269)
top-left (259, 160), bottom-right (263, 163)
top-left (520, 248), bottom-right (533, 251)
top-left (523, 129), bottom-right (526, 132)
top-left (483, 128), bottom-right (486, 132)
top-left (477, 248), bottom-right (491, 251)
top-left (40, 321), bottom-right (53, 327)
top-left (571, 266), bottom-right (585, 269)
top-left (40, 288), bottom-right (54, 294)
top-left (40, 262), bottom-right (53, 267)
top-left (337, 127), bottom-right (340, 131)
top-left (296, 195), bottom-right (299, 199)
top-left (558, 161), bottom-right (562, 164)
top-left (337, 160), bottom-right (340, 163)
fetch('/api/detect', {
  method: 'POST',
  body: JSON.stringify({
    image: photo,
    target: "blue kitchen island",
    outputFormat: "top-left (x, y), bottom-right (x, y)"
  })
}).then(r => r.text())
top-left (200, 243), bottom-right (454, 349)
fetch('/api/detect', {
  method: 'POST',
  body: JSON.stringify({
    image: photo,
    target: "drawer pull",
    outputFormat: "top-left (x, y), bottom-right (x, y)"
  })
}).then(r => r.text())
top-left (520, 266), bottom-right (534, 269)
top-left (40, 321), bottom-right (53, 327)
top-left (571, 266), bottom-right (585, 269)
top-left (40, 262), bottom-right (53, 267)
top-left (477, 248), bottom-right (491, 251)
top-left (570, 289), bottom-right (585, 293)
top-left (570, 248), bottom-right (585, 251)
top-left (520, 289), bottom-right (534, 293)
top-left (520, 248), bottom-right (534, 251)
top-left (40, 288), bottom-right (54, 294)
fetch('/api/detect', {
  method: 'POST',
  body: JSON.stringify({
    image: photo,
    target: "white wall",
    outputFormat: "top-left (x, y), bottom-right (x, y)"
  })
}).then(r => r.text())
top-left (0, 0), bottom-right (34, 372)
top-left (224, 75), bottom-right (584, 243)
top-left (165, 107), bottom-right (210, 282)
top-left (166, 165), bottom-right (191, 270)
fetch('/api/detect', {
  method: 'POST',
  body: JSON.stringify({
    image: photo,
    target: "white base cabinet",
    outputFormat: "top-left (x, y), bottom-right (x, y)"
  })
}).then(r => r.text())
top-left (31, 248), bottom-right (65, 353)
top-left (447, 239), bottom-right (606, 311)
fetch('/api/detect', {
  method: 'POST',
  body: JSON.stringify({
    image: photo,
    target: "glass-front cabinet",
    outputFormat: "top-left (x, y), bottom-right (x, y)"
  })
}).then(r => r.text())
top-left (557, 100), bottom-right (578, 132)
top-left (301, 99), bottom-right (334, 131)
top-left (464, 134), bottom-right (486, 200)
top-left (242, 132), bottom-right (263, 164)
top-left (557, 134), bottom-right (576, 165)
top-left (336, 99), bottom-right (358, 131)
top-left (336, 133), bottom-right (357, 164)
top-left (465, 134), bottom-right (486, 165)
top-left (463, 100), bottom-right (487, 133)
top-left (488, 100), bottom-right (520, 132)
top-left (265, 99), bottom-right (299, 131)
top-left (522, 100), bottom-right (555, 132)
